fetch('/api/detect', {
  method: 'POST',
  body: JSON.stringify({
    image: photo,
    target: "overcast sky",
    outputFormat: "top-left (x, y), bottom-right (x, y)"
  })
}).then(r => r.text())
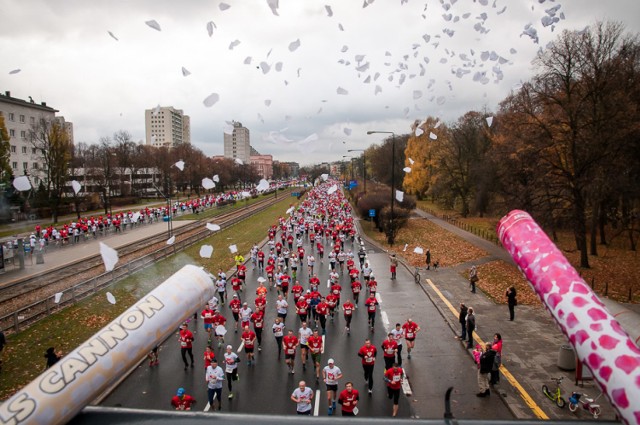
top-left (2, 0), bottom-right (639, 166)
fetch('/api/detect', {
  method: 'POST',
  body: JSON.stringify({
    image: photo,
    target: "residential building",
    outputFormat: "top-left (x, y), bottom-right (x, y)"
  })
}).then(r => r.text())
top-left (0, 91), bottom-right (73, 186)
top-left (223, 121), bottom-right (251, 163)
top-left (250, 154), bottom-right (273, 180)
top-left (144, 106), bottom-right (191, 148)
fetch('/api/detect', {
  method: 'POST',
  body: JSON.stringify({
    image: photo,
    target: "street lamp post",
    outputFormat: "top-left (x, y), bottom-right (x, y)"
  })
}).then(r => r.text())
top-left (366, 131), bottom-right (396, 245)
top-left (347, 149), bottom-right (366, 194)
top-left (342, 155), bottom-right (352, 188)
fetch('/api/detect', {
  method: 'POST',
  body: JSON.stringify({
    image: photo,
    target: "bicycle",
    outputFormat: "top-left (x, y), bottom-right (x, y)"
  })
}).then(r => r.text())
top-left (542, 377), bottom-right (566, 408)
top-left (414, 267), bottom-right (421, 284)
top-left (568, 392), bottom-right (602, 418)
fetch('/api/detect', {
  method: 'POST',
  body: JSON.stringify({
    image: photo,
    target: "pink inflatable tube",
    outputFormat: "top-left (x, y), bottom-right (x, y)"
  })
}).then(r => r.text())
top-left (498, 210), bottom-right (640, 425)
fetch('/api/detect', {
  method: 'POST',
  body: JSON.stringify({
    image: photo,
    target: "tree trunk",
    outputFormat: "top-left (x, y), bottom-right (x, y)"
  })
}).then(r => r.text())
top-left (598, 202), bottom-right (607, 245)
top-left (590, 203), bottom-right (598, 256)
top-left (573, 189), bottom-right (590, 268)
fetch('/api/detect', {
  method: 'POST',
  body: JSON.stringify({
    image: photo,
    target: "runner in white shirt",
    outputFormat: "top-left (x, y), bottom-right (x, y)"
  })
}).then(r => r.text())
top-left (276, 295), bottom-right (289, 321)
top-left (272, 317), bottom-right (286, 359)
top-left (322, 359), bottom-right (344, 415)
top-left (239, 303), bottom-right (252, 329)
top-left (391, 323), bottom-right (405, 366)
top-left (205, 360), bottom-right (225, 411)
top-left (291, 381), bottom-right (314, 415)
top-left (223, 346), bottom-right (239, 399)
top-left (298, 322), bottom-right (313, 371)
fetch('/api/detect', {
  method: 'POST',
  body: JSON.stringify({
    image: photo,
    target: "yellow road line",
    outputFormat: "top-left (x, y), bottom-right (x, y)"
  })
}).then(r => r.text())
top-left (425, 278), bottom-right (549, 420)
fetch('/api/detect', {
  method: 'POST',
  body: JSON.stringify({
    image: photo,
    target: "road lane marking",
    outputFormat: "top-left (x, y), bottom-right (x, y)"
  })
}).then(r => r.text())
top-left (375, 292), bottom-right (383, 303)
top-left (401, 371), bottom-right (412, 396)
top-left (381, 311), bottom-right (390, 332)
top-left (204, 402), bottom-right (210, 412)
top-left (314, 389), bottom-right (321, 416)
top-left (425, 278), bottom-right (549, 420)
top-left (322, 334), bottom-right (325, 354)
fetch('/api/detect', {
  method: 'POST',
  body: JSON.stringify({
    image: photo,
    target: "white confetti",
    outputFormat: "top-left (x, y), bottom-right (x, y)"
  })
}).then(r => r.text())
top-left (413, 90), bottom-right (423, 100)
top-left (321, 173), bottom-right (329, 181)
top-left (54, 292), bottom-right (63, 304)
top-left (327, 184), bottom-right (338, 194)
top-left (200, 245), bottom-right (214, 259)
top-left (174, 160), bottom-right (185, 171)
top-left (206, 21), bottom-right (217, 37)
top-left (203, 93), bottom-right (220, 107)
top-left (486, 116), bottom-right (494, 127)
top-left (343, 128), bottom-right (352, 136)
top-left (99, 242), bottom-right (119, 272)
top-left (429, 132), bottom-right (438, 140)
top-left (403, 167), bottom-right (411, 173)
top-left (213, 175), bottom-right (220, 183)
top-left (257, 276), bottom-right (267, 283)
top-left (181, 67), bottom-right (191, 77)
top-left (206, 223), bottom-right (221, 231)
top-left (256, 179), bottom-right (270, 192)
top-left (403, 244), bottom-right (408, 252)
top-left (325, 5), bottom-right (333, 16)
top-left (219, 2), bottom-right (231, 11)
top-left (229, 244), bottom-right (238, 254)
top-left (12, 176), bottom-right (32, 191)
top-left (229, 40), bottom-right (241, 50)
top-left (408, 158), bottom-right (415, 165)
top-left (166, 236), bottom-right (176, 245)
top-left (288, 39), bottom-right (301, 52)
top-left (106, 292), bottom-right (117, 305)
top-left (395, 190), bottom-right (404, 202)
top-left (202, 178), bottom-right (216, 189)
top-left (413, 246), bottom-right (424, 254)
top-left (234, 158), bottom-right (244, 165)
top-left (266, 0), bottom-right (279, 16)
top-left (145, 20), bottom-right (161, 31)
top-left (107, 31), bottom-right (119, 41)
top-left (336, 87), bottom-right (349, 95)
top-left (71, 180), bottom-right (81, 195)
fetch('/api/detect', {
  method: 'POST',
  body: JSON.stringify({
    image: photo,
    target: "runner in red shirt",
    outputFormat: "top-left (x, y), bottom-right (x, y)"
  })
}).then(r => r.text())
top-left (257, 250), bottom-right (265, 272)
top-left (178, 323), bottom-right (194, 370)
top-left (237, 264), bottom-right (247, 285)
top-left (381, 333), bottom-right (399, 371)
top-left (280, 273), bottom-right (291, 297)
top-left (351, 280), bottom-right (362, 307)
top-left (364, 295), bottom-right (379, 331)
top-left (200, 305), bottom-right (215, 344)
top-left (296, 297), bottom-right (309, 322)
top-left (230, 276), bottom-right (243, 296)
top-left (229, 294), bottom-right (241, 332)
top-left (326, 293), bottom-right (338, 321)
top-left (211, 311), bottom-right (227, 347)
top-left (250, 310), bottom-right (265, 350)
top-left (265, 264), bottom-right (275, 287)
top-left (357, 339), bottom-right (377, 393)
top-left (349, 267), bottom-right (359, 283)
top-left (384, 364), bottom-right (404, 417)
top-left (171, 387), bottom-right (196, 410)
top-left (291, 281), bottom-right (304, 304)
top-left (342, 299), bottom-right (355, 334)
top-left (282, 329), bottom-right (299, 374)
top-left (309, 274), bottom-right (320, 290)
top-left (241, 325), bottom-right (257, 366)
top-left (254, 293), bottom-right (267, 313)
top-left (402, 318), bottom-right (421, 359)
top-left (367, 277), bottom-right (378, 295)
top-left (307, 329), bottom-right (324, 382)
top-left (330, 282), bottom-right (342, 307)
top-left (338, 382), bottom-right (359, 416)
top-left (203, 346), bottom-right (216, 369)
top-left (315, 298), bottom-right (329, 334)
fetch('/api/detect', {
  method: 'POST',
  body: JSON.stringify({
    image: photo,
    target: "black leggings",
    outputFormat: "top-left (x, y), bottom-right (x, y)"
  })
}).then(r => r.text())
top-left (181, 348), bottom-right (194, 366)
top-left (363, 364), bottom-right (374, 390)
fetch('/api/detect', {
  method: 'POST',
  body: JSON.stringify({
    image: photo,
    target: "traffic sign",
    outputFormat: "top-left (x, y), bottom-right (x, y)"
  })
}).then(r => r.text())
top-left (369, 209), bottom-right (376, 217)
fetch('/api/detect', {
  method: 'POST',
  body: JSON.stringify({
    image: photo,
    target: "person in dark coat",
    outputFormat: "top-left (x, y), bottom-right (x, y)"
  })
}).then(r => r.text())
top-left (425, 249), bottom-right (431, 270)
top-left (44, 347), bottom-right (62, 369)
top-left (458, 303), bottom-right (468, 340)
top-left (465, 308), bottom-right (475, 349)
top-left (477, 343), bottom-right (496, 397)
top-left (506, 287), bottom-right (517, 321)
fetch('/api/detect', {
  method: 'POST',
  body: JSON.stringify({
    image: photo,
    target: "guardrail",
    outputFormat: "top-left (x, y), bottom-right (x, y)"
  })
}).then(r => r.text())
top-left (0, 190), bottom-right (294, 335)
top-left (421, 207), bottom-right (501, 246)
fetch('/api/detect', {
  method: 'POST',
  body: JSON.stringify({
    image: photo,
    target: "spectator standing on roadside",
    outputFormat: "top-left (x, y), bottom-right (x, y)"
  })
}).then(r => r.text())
top-left (389, 253), bottom-right (398, 279)
top-left (466, 308), bottom-right (476, 349)
top-left (490, 333), bottom-right (503, 385)
top-left (477, 343), bottom-right (496, 397)
top-left (458, 303), bottom-right (468, 341)
top-left (506, 286), bottom-right (517, 321)
top-left (469, 265), bottom-right (478, 293)
top-left (425, 249), bottom-right (431, 270)
top-left (44, 347), bottom-right (62, 370)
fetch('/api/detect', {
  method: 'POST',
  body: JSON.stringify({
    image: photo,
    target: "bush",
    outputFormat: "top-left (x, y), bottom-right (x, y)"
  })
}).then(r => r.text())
top-left (379, 206), bottom-right (411, 245)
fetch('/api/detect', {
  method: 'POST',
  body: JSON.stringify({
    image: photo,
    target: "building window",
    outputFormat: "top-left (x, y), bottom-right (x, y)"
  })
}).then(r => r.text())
top-left (30, 116), bottom-right (35, 124)
top-left (9, 129), bottom-right (15, 137)
top-left (8, 113), bottom-right (15, 121)
top-left (33, 162), bottom-right (38, 170)
top-left (12, 162), bottom-right (17, 169)
top-left (21, 130), bottom-right (27, 139)
top-left (20, 114), bottom-right (25, 123)
top-left (22, 162), bottom-right (28, 170)
top-left (33, 176), bottom-right (39, 184)
top-left (31, 148), bottom-right (36, 154)
top-left (22, 146), bottom-right (27, 154)
top-left (11, 145), bottom-right (16, 153)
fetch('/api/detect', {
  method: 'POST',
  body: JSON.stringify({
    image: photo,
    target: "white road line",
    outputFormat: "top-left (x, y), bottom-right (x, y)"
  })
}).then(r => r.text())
top-left (204, 402), bottom-right (211, 412)
top-left (375, 292), bottom-right (383, 303)
top-left (314, 389), bottom-right (321, 416)
top-left (381, 311), bottom-right (390, 332)
top-left (321, 334), bottom-right (325, 353)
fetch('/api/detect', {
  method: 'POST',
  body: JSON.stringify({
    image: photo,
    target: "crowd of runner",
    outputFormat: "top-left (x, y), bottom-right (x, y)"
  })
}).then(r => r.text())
top-left (174, 181), bottom-right (418, 416)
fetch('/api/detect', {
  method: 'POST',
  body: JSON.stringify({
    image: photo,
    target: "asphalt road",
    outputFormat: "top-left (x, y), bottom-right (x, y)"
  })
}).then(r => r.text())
top-left (100, 231), bottom-right (513, 420)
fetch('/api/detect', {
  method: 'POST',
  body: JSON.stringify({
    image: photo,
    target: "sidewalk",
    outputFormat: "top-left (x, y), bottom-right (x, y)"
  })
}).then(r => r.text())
top-left (0, 220), bottom-right (194, 285)
top-left (356, 209), bottom-right (640, 421)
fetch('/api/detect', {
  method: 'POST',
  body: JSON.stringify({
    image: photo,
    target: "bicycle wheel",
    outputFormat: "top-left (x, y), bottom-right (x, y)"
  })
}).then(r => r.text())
top-left (568, 402), bottom-right (578, 413)
top-left (557, 396), bottom-right (566, 408)
top-left (414, 271), bottom-right (421, 284)
top-left (541, 385), bottom-right (550, 399)
top-left (592, 406), bottom-right (601, 419)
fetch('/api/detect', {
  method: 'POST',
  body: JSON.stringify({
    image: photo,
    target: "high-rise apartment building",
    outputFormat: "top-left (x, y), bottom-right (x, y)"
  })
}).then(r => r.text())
top-left (223, 121), bottom-right (251, 163)
top-left (0, 91), bottom-right (73, 185)
top-left (144, 106), bottom-right (191, 148)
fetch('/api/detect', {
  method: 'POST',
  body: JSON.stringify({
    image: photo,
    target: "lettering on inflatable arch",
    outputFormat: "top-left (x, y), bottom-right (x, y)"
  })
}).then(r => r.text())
top-left (0, 393), bottom-right (37, 425)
